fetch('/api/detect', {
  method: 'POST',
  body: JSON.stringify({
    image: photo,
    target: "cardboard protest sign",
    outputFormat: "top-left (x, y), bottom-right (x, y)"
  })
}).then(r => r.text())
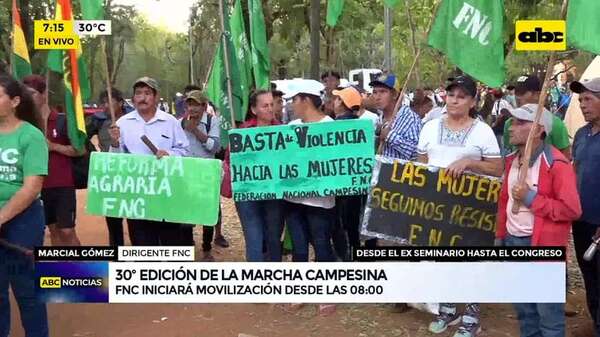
top-left (86, 152), bottom-right (221, 225)
top-left (362, 157), bottom-right (501, 246)
top-left (228, 119), bottom-right (374, 201)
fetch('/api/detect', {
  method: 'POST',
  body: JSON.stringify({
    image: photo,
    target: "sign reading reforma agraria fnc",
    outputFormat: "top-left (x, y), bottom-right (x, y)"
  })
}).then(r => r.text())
top-left (86, 152), bottom-right (221, 225)
top-left (228, 119), bottom-right (375, 201)
top-left (362, 157), bottom-right (501, 246)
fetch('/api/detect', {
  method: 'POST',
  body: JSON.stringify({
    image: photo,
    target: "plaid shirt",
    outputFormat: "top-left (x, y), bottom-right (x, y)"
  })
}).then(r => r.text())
top-left (382, 105), bottom-right (422, 160)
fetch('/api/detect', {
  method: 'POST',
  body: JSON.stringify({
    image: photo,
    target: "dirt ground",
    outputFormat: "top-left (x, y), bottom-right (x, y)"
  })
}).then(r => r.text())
top-left (8, 191), bottom-right (597, 337)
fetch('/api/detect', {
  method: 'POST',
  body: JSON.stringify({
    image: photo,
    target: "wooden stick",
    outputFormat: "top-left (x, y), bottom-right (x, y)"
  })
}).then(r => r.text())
top-left (512, 0), bottom-right (569, 214)
top-left (405, 0), bottom-right (420, 87)
top-left (100, 38), bottom-right (116, 124)
top-left (378, 0), bottom-right (440, 155)
top-left (0, 238), bottom-right (33, 257)
top-left (140, 135), bottom-right (158, 154)
top-left (10, 0), bottom-right (15, 77)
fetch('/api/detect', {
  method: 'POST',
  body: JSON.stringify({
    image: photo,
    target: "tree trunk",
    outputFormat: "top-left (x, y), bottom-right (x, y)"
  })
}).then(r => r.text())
top-left (309, 0), bottom-right (320, 80)
top-left (326, 27), bottom-right (336, 68)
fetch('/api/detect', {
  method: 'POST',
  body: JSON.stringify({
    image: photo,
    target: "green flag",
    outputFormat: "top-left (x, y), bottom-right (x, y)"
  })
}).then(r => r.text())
top-left (428, 0), bottom-right (505, 87)
top-left (567, 0), bottom-right (600, 55)
top-left (231, 0), bottom-right (252, 116)
top-left (206, 2), bottom-right (245, 146)
top-left (326, 0), bottom-right (344, 27)
top-left (383, 0), bottom-right (400, 7)
top-left (248, 0), bottom-right (271, 89)
top-left (80, 0), bottom-right (104, 20)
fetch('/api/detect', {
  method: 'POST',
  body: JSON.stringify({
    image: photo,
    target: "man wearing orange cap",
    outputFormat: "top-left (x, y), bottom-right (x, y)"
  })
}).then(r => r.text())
top-left (332, 86), bottom-right (362, 119)
top-left (330, 87), bottom-right (368, 262)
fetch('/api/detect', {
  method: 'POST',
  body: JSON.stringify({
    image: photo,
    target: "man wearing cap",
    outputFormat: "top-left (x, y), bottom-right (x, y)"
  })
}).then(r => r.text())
top-left (179, 90), bottom-right (222, 260)
top-left (283, 79), bottom-right (336, 261)
top-left (571, 77), bottom-right (600, 337)
top-left (332, 86), bottom-right (361, 119)
top-left (109, 76), bottom-right (189, 246)
top-left (282, 79), bottom-right (336, 263)
top-left (502, 75), bottom-right (571, 159)
top-left (282, 79), bottom-right (337, 316)
top-left (496, 104), bottom-right (581, 337)
top-left (329, 87), bottom-right (365, 260)
top-left (369, 73), bottom-right (422, 160)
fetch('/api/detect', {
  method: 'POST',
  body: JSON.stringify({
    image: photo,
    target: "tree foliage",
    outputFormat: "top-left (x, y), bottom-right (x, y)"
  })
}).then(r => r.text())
top-left (0, 0), bottom-right (596, 103)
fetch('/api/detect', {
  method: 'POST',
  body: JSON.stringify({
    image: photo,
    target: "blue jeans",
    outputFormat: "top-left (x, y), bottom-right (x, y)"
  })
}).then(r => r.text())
top-left (504, 234), bottom-right (565, 337)
top-left (235, 200), bottom-right (283, 262)
top-left (0, 200), bottom-right (49, 337)
top-left (284, 201), bottom-right (335, 262)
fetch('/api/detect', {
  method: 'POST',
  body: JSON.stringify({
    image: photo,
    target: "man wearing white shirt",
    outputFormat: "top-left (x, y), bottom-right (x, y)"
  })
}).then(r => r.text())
top-left (282, 79), bottom-right (336, 263)
top-left (109, 76), bottom-right (189, 246)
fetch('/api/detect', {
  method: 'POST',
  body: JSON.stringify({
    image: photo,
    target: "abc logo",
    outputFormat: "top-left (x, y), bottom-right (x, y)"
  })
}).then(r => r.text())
top-left (515, 20), bottom-right (566, 51)
top-left (40, 277), bottom-right (62, 288)
top-left (519, 28), bottom-right (563, 43)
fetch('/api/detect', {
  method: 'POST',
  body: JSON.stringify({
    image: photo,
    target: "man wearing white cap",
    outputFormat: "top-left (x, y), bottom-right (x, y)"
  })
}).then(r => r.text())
top-left (282, 79), bottom-right (336, 263)
top-left (496, 104), bottom-right (581, 337)
top-left (282, 79), bottom-right (337, 316)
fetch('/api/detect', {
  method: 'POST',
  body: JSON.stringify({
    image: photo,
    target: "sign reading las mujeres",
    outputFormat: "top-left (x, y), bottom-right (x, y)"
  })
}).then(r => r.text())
top-left (362, 158), bottom-right (501, 246)
top-left (86, 152), bottom-right (221, 225)
top-left (229, 119), bottom-right (374, 201)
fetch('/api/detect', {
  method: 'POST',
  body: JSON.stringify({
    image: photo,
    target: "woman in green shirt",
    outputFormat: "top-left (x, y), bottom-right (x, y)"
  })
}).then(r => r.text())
top-left (0, 74), bottom-right (49, 337)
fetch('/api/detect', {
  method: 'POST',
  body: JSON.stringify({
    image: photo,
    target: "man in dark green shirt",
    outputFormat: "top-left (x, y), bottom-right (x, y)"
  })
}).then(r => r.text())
top-left (502, 75), bottom-right (571, 159)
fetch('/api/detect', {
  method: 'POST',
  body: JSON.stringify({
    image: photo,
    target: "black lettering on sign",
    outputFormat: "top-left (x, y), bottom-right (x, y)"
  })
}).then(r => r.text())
top-left (295, 127), bottom-right (368, 148)
top-left (365, 160), bottom-right (500, 246)
top-left (279, 164), bottom-right (299, 179)
top-left (306, 157), bottom-right (373, 177)
top-left (229, 131), bottom-right (288, 153)
top-left (232, 165), bottom-right (272, 182)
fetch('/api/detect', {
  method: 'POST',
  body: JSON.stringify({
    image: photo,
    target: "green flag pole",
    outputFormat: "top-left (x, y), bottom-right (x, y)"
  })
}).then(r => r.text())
top-left (392, 0), bottom-right (440, 115)
top-left (218, 0), bottom-right (237, 131)
top-left (379, 0), bottom-right (441, 155)
top-left (512, 0), bottom-right (569, 214)
top-left (203, 47), bottom-right (217, 89)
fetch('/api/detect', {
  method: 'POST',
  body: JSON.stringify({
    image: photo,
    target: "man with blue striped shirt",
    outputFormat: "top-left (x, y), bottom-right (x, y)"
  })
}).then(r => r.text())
top-left (369, 73), bottom-right (422, 314)
top-left (370, 73), bottom-right (422, 159)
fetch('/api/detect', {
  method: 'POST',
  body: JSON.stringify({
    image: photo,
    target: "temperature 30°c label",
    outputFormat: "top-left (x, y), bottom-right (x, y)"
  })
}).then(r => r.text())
top-left (74, 20), bottom-right (112, 36)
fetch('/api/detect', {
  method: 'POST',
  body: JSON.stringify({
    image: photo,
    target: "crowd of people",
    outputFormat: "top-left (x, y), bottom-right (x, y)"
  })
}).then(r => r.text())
top-left (1, 68), bottom-right (600, 337)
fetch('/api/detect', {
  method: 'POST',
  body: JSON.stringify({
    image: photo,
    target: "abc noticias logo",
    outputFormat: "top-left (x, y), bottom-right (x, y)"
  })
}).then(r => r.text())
top-left (515, 20), bottom-right (566, 51)
top-left (39, 277), bottom-right (103, 289)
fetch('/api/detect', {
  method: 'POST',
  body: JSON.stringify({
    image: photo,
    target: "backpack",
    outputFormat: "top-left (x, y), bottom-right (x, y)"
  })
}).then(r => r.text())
top-left (181, 113), bottom-right (227, 159)
top-left (56, 114), bottom-right (96, 189)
